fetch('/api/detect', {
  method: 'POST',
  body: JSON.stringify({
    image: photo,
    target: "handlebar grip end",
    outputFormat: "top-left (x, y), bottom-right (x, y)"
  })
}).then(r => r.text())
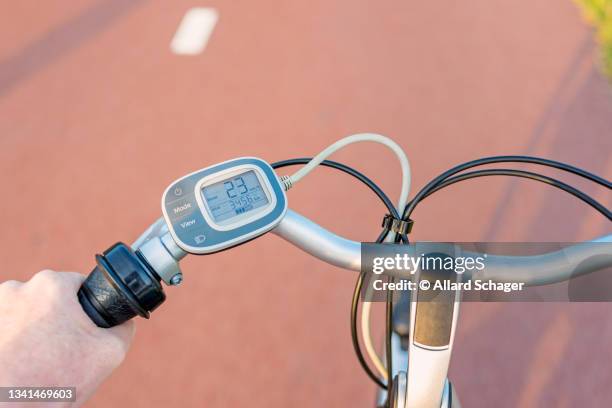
top-left (78, 243), bottom-right (166, 328)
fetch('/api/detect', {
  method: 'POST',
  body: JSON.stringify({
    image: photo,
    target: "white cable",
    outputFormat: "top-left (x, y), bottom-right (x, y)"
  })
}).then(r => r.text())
top-left (283, 133), bottom-right (411, 206)
top-left (284, 133), bottom-right (411, 382)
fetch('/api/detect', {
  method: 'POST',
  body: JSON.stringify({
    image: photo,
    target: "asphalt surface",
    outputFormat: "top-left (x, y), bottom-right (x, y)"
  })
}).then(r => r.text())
top-left (1, 1), bottom-right (611, 407)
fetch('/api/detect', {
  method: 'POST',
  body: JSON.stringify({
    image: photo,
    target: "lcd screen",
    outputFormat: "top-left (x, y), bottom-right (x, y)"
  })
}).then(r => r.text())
top-left (202, 170), bottom-right (270, 224)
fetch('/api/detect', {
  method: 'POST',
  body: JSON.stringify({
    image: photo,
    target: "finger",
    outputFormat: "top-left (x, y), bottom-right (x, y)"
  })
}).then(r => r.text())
top-left (57, 271), bottom-right (87, 291)
top-left (29, 270), bottom-right (86, 293)
top-left (0, 279), bottom-right (22, 292)
top-left (30, 269), bottom-right (57, 282)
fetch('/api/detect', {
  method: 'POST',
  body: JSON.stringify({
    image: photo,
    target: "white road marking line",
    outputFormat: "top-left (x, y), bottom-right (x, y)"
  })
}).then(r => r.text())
top-left (170, 8), bottom-right (219, 55)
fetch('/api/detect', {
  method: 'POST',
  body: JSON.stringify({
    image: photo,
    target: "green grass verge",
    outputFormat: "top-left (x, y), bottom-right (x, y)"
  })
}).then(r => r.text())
top-left (575, 0), bottom-right (612, 78)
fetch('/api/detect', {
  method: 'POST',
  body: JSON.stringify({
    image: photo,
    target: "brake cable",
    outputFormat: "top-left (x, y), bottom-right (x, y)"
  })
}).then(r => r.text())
top-left (410, 168), bottom-right (611, 220)
top-left (403, 156), bottom-right (611, 221)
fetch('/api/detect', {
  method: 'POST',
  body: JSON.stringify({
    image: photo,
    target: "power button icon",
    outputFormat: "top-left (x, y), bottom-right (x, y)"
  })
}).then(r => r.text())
top-left (173, 187), bottom-right (183, 197)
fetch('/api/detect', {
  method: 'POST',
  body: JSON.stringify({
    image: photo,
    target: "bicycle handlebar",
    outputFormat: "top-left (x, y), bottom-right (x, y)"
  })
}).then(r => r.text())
top-left (273, 210), bottom-right (612, 286)
top-left (78, 209), bottom-right (612, 328)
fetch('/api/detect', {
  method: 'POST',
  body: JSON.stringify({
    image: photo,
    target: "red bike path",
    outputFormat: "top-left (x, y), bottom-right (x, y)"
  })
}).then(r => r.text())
top-left (1, 1), bottom-right (611, 406)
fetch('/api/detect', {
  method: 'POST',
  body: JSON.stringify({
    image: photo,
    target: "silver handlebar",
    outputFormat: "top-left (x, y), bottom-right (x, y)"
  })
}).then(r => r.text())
top-left (134, 209), bottom-right (612, 286)
top-left (272, 209), bottom-right (612, 286)
top-left (272, 209), bottom-right (362, 271)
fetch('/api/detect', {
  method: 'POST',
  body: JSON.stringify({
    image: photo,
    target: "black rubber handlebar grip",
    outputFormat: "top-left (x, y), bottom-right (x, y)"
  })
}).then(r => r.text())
top-left (78, 243), bottom-right (166, 328)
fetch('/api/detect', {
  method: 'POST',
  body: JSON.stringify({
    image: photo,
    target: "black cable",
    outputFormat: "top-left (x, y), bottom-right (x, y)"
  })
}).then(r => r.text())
top-left (385, 275), bottom-right (393, 385)
top-left (385, 233), bottom-right (404, 388)
top-left (271, 158), bottom-right (400, 220)
top-left (403, 156), bottom-right (612, 220)
top-left (410, 169), bottom-right (611, 220)
top-left (272, 158), bottom-right (391, 388)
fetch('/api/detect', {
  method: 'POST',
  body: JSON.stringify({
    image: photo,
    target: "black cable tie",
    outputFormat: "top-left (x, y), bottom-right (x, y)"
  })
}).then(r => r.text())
top-left (381, 214), bottom-right (414, 235)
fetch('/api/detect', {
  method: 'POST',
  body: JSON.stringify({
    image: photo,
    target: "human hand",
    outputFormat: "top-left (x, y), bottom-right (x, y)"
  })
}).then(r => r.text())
top-left (0, 270), bottom-right (135, 407)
